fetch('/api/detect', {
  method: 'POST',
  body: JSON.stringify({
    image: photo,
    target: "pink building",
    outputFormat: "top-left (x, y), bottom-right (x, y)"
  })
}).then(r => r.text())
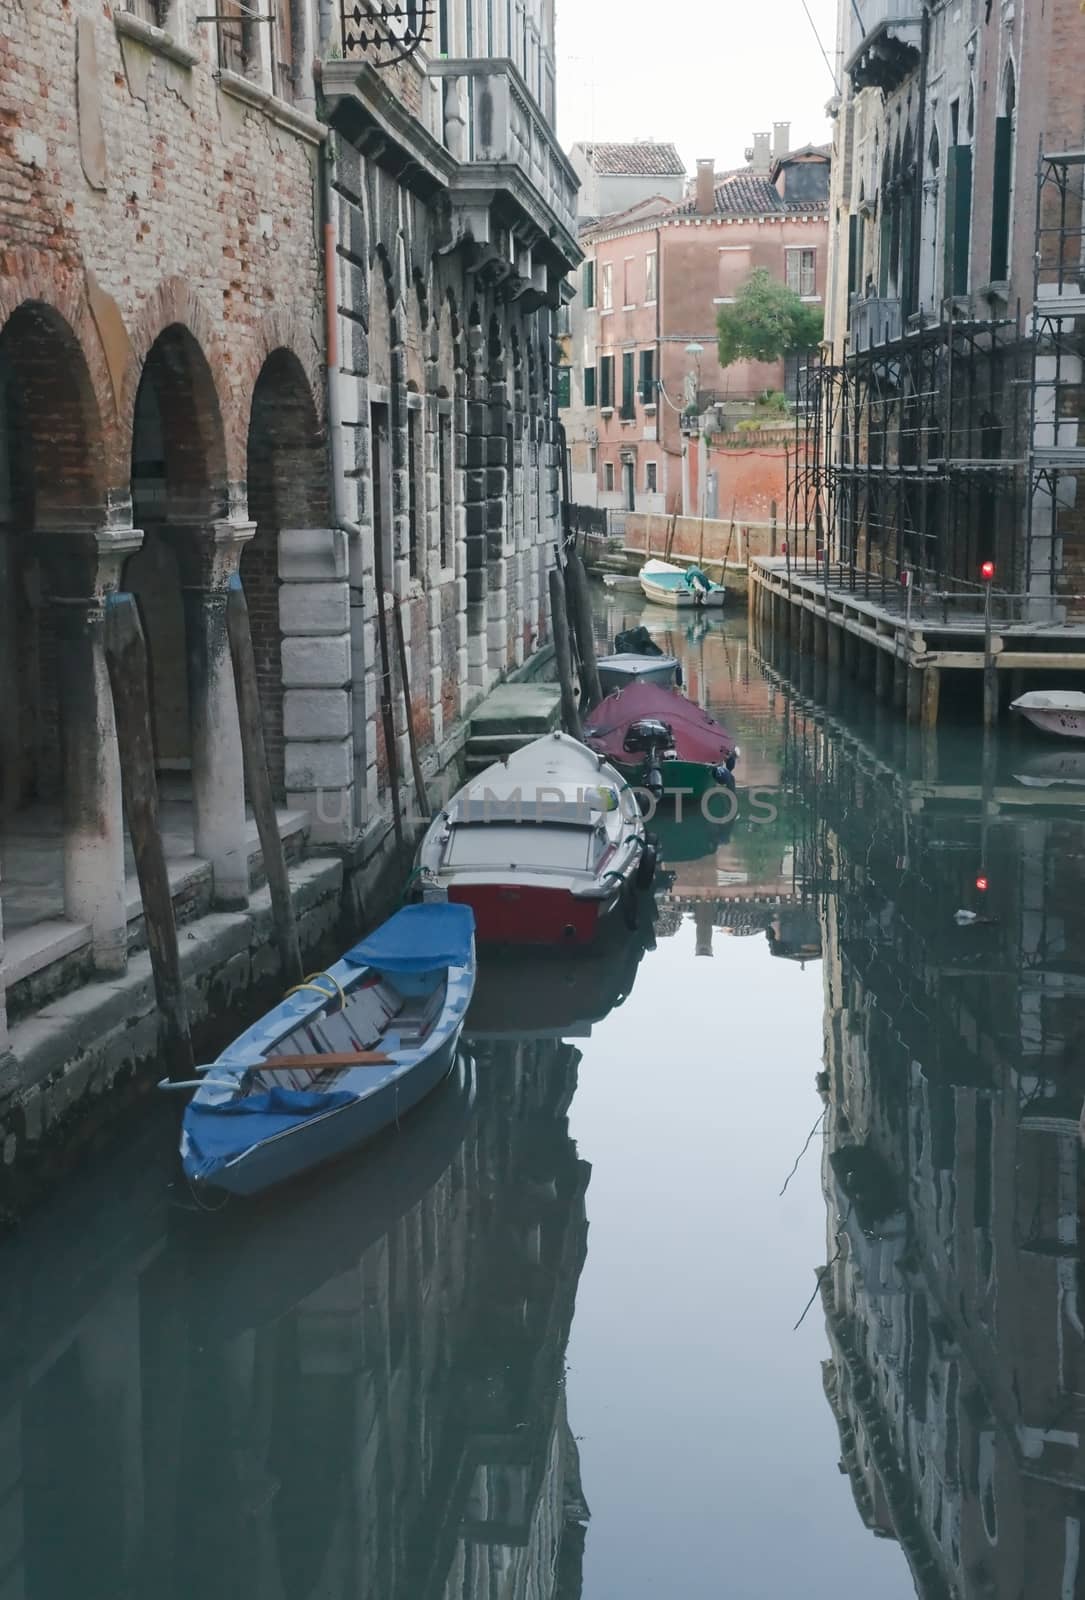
top-left (564, 132), bottom-right (830, 517)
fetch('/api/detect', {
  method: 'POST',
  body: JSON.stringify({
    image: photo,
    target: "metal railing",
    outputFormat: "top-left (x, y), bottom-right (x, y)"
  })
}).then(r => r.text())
top-left (339, 0), bottom-right (434, 66)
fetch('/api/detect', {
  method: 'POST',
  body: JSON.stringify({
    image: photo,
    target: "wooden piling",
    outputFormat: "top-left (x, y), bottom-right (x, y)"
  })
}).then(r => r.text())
top-left (892, 653), bottom-right (907, 711)
top-left (922, 666), bottom-right (941, 729)
top-left (373, 523), bottom-right (405, 858)
top-left (875, 646), bottom-right (891, 702)
top-left (564, 551), bottom-right (602, 711)
top-left (226, 579), bottom-right (302, 989)
top-left (392, 603), bottom-right (430, 824)
top-left (104, 594), bottom-right (194, 1084)
top-left (548, 566), bottom-right (582, 739)
top-left (906, 664), bottom-right (923, 724)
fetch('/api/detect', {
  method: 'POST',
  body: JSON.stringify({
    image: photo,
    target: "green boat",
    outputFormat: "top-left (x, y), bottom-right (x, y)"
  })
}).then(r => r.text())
top-left (582, 682), bottom-right (738, 805)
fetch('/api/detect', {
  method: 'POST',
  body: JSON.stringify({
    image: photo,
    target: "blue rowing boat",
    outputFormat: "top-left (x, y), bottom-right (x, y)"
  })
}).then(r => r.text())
top-left (179, 903), bottom-right (476, 1197)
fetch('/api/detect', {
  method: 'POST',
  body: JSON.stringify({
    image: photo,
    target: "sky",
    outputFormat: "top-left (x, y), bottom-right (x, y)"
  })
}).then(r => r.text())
top-left (555, 0), bottom-right (841, 173)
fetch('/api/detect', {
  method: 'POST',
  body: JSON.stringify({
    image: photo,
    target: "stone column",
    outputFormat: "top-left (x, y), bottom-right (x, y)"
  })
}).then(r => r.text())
top-left (279, 527), bottom-right (355, 846)
top-left (172, 520), bottom-right (254, 909)
top-left (50, 527), bottom-right (143, 974)
top-left (486, 374), bottom-right (511, 681)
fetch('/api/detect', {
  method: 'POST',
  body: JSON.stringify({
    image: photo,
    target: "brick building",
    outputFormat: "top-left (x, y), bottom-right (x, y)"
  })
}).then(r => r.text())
top-left (0, 0), bottom-right (577, 1176)
top-left (563, 129), bottom-right (829, 518)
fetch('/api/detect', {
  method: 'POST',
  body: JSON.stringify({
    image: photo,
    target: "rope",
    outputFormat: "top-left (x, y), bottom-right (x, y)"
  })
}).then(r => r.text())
top-left (285, 972), bottom-right (346, 1011)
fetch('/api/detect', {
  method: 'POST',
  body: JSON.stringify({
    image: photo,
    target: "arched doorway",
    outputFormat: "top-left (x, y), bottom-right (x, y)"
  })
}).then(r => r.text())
top-left (126, 324), bottom-right (248, 907)
top-left (0, 301), bottom-right (131, 970)
top-left (243, 348), bottom-right (328, 802)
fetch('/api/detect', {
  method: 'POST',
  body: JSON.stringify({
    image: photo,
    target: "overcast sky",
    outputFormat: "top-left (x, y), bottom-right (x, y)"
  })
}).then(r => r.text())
top-left (555, 0), bottom-right (840, 172)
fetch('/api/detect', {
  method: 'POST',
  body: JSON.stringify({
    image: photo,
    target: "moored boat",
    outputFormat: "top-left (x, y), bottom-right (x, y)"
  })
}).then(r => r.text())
top-left (639, 557), bottom-right (725, 609)
top-left (179, 903), bottom-right (476, 1196)
top-left (597, 651), bottom-right (681, 696)
top-left (1011, 690), bottom-right (1085, 740)
top-left (582, 681), bottom-right (738, 803)
top-left (416, 731), bottom-right (652, 945)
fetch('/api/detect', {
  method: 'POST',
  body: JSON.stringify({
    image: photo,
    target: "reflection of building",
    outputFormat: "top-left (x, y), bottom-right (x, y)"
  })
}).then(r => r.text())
top-left (0, 1043), bottom-right (591, 1600)
top-left (803, 701), bottom-right (1085, 1598)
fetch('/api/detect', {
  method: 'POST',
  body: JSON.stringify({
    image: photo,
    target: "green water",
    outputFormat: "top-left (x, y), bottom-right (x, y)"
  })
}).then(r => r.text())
top-left (2, 592), bottom-right (1082, 1598)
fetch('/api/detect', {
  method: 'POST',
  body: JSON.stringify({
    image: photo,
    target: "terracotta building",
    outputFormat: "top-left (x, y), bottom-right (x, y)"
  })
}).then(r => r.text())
top-left (0, 0), bottom-right (577, 1179)
top-left (818, 0), bottom-right (1085, 616)
top-left (563, 129), bottom-right (829, 516)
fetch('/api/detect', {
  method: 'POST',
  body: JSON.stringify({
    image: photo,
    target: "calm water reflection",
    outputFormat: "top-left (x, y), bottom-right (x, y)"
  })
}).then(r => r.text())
top-left (0, 590), bottom-right (1082, 1598)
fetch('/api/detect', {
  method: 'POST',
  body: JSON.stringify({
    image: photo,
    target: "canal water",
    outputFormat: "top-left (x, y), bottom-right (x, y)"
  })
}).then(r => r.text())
top-left (2, 585), bottom-right (1083, 1598)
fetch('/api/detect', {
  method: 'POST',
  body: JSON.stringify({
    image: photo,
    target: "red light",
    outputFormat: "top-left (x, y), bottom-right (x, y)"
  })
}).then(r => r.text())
top-left (981, 561), bottom-right (995, 581)
top-left (976, 875), bottom-right (990, 893)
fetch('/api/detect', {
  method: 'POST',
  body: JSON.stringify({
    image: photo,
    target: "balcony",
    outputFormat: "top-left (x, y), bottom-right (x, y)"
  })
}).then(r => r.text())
top-left (430, 58), bottom-right (581, 290)
top-left (845, 0), bottom-right (923, 92)
top-left (320, 49), bottom-right (580, 305)
top-left (849, 295), bottom-right (902, 353)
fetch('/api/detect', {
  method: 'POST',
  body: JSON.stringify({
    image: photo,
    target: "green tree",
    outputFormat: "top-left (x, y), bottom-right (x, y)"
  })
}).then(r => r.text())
top-left (716, 268), bottom-right (824, 370)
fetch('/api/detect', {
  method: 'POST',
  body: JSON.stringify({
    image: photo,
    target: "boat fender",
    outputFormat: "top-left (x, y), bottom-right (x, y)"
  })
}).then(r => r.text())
top-left (713, 764), bottom-right (736, 791)
top-left (675, 662), bottom-right (684, 688)
top-left (636, 833), bottom-right (659, 890)
top-left (621, 878), bottom-right (639, 930)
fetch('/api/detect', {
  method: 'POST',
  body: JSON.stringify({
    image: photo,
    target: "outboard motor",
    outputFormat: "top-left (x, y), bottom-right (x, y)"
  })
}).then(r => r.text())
top-left (623, 716), bottom-right (673, 802)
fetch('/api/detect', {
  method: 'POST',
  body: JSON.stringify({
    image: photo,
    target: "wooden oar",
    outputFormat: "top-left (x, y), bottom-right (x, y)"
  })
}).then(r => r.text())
top-left (259, 1052), bottom-right (395, 1070)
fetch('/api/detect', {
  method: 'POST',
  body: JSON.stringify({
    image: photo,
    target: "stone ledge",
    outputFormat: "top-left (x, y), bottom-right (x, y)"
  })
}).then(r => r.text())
top-left (215, 68), bottom-right (327, 146)
top-left (112, 9), bottom-right (199, 68)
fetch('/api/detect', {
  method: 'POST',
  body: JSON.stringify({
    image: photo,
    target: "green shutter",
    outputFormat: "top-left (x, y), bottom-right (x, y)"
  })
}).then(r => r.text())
top-left (848, 214), bottom-right (859, 297)
top-left (944, 144), bottom-right (973, 298)
top-left (990, 118), bottom-right (1012, 281)
top-left (600, 357), bottom-right (613, 409)
top-left (639, 349), bottom-right (654, 403)
top-left (621, 352), bottom-right (635, 418)
top-left (557, 367), bottom-right (571, 408)
top-left (584, 366), bottom-right (596, 407)
top-left (583, 260), bottom-right (595, 308)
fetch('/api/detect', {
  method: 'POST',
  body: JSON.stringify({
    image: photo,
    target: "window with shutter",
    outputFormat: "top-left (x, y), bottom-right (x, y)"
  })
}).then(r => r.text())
top-left (621, 352), bottom-right (636, 419)
top-left (600, 356), bottom-right (614, 409)
top-left (583, 260), bottom-right (596, 309)
top-left (584, 366), bottom-right (597, 407)
top-left (944, 144), bottom-right (972, 297)
top-left (645, 462), bottom-right (658, 493)
top-left (639, 349), bottom-right (655, 404)
top-left (601, 264), bottom-right (613, 312)
top-left (557, 368), bottom-right (571, 408)
top-left (848, 215), bottom-right (859, 297)
top-left (646, 251), bottom-right (658, 303)
top-left (990, 117), bottom-right (1013, 281)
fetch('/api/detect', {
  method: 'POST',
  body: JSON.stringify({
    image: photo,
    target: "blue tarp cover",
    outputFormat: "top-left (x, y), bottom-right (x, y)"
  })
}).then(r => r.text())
top-left (184, 1087), bottom-right (357, 1180)
top-left (343, 903), bottom-right (475, 973)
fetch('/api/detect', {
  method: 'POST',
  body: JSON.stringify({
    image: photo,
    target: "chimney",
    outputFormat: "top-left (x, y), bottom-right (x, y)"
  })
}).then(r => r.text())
top-left (696, 158), bottom-right (716, 216)
top-left (772, 121), bottom-right (791, 162)
top-left (750, 132), bottom-right (771, 177)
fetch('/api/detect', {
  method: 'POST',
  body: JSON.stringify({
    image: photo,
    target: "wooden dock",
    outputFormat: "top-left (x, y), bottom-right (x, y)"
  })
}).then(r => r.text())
top-left (749, 557), bottom-right (1085, 727)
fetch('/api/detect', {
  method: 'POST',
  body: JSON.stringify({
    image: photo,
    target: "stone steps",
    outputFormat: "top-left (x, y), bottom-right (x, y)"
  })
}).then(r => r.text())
top-left (465, 683), bottom-right (563, 773)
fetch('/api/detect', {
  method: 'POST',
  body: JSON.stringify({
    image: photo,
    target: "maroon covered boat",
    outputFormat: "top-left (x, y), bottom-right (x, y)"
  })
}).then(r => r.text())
top-left (582, 682), bottom-right (738, 803)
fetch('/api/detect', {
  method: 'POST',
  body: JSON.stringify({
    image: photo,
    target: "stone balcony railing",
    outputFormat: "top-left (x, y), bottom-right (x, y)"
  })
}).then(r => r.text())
top-left (849, 295), bottom-right (902, 352)
top-left (429, 57), bottom-right (579, 252)
top-left (845, 0), bottom-right (923, 85)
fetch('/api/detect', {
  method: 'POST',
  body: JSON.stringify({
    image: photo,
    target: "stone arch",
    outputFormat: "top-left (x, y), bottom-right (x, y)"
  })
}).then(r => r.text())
top-left (243, 348), bottom-right (329, 799)
top-left (122, 277), bottom-right (236, 496)
top-left (123, 322), bottom-right (230, 780)
top-left (0, 301), bottom-right (109, 818)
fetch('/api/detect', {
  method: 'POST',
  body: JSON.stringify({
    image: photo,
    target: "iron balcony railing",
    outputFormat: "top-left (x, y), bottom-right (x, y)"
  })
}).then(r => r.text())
top-left (339, 0), bottom-right (433, 66)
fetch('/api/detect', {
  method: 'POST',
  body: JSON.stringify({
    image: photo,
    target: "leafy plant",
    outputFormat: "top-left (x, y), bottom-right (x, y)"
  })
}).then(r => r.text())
top-left (717, 269), bottom-right (824, 369)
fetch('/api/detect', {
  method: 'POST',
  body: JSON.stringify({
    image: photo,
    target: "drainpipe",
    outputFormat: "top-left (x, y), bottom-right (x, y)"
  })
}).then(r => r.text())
top-left (655, 224), bottom-right (662, 506)
top-left (320, 137), bottom-right (363, 541)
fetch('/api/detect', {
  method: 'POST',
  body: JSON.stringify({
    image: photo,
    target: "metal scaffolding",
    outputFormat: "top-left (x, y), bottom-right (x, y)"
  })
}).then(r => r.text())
top-left (785, 152), bottom-right (1085, 622)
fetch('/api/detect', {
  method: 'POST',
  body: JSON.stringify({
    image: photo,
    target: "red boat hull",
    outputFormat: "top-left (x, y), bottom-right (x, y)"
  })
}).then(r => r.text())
top-left (447, 883), bottom-right (604, 945)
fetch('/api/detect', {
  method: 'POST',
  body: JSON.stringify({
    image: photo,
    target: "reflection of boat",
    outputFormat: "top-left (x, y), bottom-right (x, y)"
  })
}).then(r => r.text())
top-left (466, 917), bottom-right (656, 1040)
top-left (597, 651), bottom-right (680, 695)
top-left (1013, 748), bottom-right (1085, 788)
top-left (583, 681), bottom-right (738, 801)
top-left (417, 732), bottom-right (650, 945)
top-left (1011, 690), bottom-right (1085, 739)
top-left (639, 557), bottom-right (726, 609)
top-left (181, 904), bottom-right (476, 1196)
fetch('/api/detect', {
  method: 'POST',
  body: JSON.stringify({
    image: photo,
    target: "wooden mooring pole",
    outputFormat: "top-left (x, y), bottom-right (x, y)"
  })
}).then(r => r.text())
top-left (226, 577), bottom-right (303, 989)
top-left (104, 593), bottom-right (194, 1084)
top-left (392, 603), bottom-right (430, 823)
top-left (564, 551), bottom-right (602, 711)
top-left (549, 566), bottom-right (582, 739)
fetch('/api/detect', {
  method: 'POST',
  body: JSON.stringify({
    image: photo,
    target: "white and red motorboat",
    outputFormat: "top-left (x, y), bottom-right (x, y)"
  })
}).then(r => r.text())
top-left (416, 731), bottom-right (654, 946)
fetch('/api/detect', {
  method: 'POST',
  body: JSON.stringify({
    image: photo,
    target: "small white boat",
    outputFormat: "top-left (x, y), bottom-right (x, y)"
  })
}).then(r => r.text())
top-left (639, 558), bottom-right (725, 610)
top-left (179, 904), bottom-right (476, 1196)
top-left (596, 651), bottom-right (681, 696)
top-left (1013, 749), bottom-right (1085, 788)
top-left (602, 574), bottom-right (643, 592)
top-left (1010, 690), bottom-right (1085, 740)
top-left (416, 731), bottom-right (653, 946)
